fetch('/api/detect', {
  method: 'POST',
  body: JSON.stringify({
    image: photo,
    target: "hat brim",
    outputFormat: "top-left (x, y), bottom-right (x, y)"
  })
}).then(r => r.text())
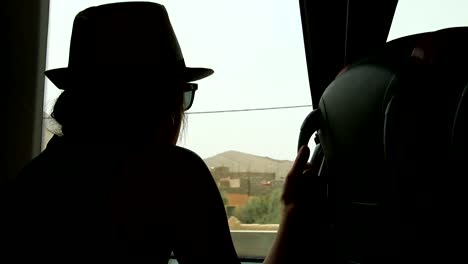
top-left (45, 67), bottom-right (214, 90)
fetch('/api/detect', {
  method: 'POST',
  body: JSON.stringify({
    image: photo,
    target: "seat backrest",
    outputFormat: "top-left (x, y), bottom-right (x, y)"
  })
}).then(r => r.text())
top-left (299, 27), bottom-right (468, 263)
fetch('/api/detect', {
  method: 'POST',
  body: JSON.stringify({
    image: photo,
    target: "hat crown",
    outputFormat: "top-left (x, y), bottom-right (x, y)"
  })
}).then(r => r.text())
top-left (68, 2), bottom-right (185, 73)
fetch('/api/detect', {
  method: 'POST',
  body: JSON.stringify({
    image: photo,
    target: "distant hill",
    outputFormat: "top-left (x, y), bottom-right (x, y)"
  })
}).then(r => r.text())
top-left (203, 150), bottom-right (293, 180)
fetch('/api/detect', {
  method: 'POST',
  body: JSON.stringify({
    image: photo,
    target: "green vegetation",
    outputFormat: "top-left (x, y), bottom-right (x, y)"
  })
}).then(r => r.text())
top-left (220, 191), bottom-right (229, 205)
top-left (233, 189), bottom-right (282, 224)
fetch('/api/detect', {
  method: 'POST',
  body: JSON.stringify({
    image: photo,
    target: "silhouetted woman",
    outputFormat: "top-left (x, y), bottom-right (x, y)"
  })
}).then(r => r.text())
top-left (13, 2), bottom-right (239, 263)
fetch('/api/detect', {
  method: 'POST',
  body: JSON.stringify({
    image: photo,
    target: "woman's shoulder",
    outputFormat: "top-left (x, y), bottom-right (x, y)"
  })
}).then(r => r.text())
top-left (165, 145), bottom-right (210, 172)
top-left (171, 145), bottom-right (204, 161)
top-left (15, 137), bottom-right (63, 184)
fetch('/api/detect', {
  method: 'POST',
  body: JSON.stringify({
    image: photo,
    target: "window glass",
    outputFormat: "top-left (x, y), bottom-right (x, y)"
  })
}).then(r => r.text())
top-left (43, 0), bottom-right (312, 258)
top-left (388, 0), bottom-right (468, 41)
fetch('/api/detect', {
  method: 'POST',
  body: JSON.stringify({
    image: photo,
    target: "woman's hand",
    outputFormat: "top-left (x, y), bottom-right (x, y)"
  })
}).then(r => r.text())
top-left (282, 145), bottom-right (312, 211)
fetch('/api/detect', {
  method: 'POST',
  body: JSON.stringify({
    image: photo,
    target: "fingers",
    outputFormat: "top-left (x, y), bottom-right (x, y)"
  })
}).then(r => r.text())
top-left (282, 145), bottom-right (310, 205)
top-left (290, 145), bottom-right (310, 176)
top-left (303, 162), bottom-right (314, 174)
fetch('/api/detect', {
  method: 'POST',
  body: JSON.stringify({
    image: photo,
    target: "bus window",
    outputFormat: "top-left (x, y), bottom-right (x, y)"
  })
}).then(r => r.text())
top-left (388, 0), bottom-right (468, 41)
top-left (43, 0), bottom-right (312, 259)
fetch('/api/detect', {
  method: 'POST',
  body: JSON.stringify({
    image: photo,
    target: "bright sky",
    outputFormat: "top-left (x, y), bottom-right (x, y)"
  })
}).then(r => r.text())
top-left (44, 0), bottom-right (467, 161)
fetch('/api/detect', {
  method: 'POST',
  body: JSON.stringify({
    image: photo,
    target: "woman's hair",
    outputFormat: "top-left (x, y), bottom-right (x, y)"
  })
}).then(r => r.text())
top-left (50, 77), bottom-right (186, 142)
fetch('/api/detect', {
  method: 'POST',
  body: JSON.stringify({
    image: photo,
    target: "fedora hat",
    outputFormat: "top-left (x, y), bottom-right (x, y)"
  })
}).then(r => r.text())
top-left (45, 2), bottom-right (214, 90)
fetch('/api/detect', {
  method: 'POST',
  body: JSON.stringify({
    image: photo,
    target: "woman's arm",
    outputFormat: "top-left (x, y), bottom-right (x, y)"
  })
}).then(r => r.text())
top-left (263, 145), bottom-right (311, 264)
top-left (264, 145), bottom-right (330, 264)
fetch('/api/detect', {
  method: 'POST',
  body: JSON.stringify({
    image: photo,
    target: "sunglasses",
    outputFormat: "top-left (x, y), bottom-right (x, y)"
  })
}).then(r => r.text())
top-left (182, 83), bottom-right (198, 111)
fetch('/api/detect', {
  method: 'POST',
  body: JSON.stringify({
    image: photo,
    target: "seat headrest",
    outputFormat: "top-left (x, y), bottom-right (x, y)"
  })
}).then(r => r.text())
top-left (319, 27), bottom-right (468, 171)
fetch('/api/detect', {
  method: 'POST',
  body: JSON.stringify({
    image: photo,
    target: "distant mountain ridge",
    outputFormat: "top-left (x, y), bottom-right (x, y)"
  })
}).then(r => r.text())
top-left (203, 150), bottom-right (293, 180)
